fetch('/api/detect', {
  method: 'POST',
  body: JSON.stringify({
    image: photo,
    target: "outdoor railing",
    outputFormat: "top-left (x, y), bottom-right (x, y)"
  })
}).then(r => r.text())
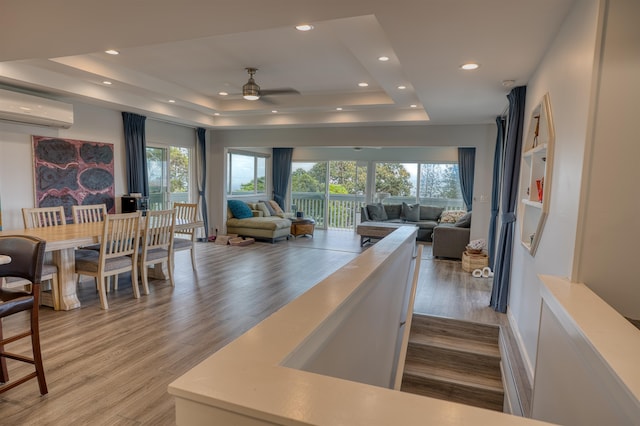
top-left (291, 193), bottom-right (465, 230)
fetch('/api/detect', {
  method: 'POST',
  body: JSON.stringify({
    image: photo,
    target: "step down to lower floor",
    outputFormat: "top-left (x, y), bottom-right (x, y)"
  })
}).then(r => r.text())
top-left (401, 314), bottom-right (504, 412)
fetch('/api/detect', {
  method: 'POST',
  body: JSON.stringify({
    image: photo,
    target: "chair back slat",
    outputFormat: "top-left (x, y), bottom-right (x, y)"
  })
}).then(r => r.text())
top-left (71, 204), bottom-right (107, 224)
top-left (173, 202), bottom-right (198, 239)
top-left (22, 207), bottom-right (66, 229)
top-left (143, 210), bottom-right (175, 251)
top-left (100, 212), bottom-right (141, 260)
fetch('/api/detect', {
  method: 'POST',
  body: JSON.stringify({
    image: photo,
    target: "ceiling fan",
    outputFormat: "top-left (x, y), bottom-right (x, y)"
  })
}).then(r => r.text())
top-left (242, 67), bottom-right (300, 101)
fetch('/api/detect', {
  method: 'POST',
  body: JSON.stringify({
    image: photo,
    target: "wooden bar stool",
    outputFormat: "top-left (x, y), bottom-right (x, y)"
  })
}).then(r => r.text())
top-left (0, 235), bottom-right (48, 395)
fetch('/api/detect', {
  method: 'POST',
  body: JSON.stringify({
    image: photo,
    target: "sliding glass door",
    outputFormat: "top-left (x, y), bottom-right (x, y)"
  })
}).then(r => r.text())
top-left (146, 146), bottom-right (192, 210)
top-left (291, 162), bottom-right (327, 227)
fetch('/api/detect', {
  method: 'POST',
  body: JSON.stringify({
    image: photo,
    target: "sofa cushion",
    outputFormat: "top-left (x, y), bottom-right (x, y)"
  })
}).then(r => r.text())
top-left (227, 216), bottom-right (291, 230)
top-left (402, 202), bottom-right (420, 222)
top-left (268, 200), bottom-right (285, 214)
top-left (420, 205), bottom-right (445, 221)
top-left (440, 210), bottom-right (467, 223)
top-left (228, 200), bottom-right (253, 219)
top-left (384, 204), bottom-right (402, 220)
top-left (259, 200), bottom-right (276, 215)
top-left (454, 211), bottom-right (472, 228)
top-left (412, 220), bottom-right (438, 229)
top-left (256, 202), bottom-right (271, 217)
top-left (366, 203), bottom-right (388, 221)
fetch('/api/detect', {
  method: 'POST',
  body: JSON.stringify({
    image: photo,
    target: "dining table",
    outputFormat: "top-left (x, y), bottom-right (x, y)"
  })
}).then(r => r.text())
top-left (0, 217), bottom-right (203, 310)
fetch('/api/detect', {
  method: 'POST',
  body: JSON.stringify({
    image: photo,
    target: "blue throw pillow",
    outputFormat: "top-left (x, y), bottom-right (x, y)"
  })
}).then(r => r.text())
top-left (228, 200), bottom-right (253, 219)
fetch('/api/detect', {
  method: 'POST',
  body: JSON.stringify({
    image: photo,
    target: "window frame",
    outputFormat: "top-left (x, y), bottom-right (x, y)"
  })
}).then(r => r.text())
top-left (227, 150), bottom-right (269, 197)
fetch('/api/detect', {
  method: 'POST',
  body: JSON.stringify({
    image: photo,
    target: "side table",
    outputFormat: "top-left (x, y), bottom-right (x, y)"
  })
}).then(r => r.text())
top-left (290, 218), bottom-right (316, 238)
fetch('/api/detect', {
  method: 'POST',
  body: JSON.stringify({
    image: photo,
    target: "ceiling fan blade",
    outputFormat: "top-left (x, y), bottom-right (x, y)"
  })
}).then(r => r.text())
top-left (258, 97), bottom-right (277, 105)
top-left (259, 88), bottom-right (300, 96)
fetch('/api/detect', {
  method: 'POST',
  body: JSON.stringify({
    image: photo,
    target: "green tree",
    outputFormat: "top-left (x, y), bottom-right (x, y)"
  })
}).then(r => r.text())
top-left (291, 168), bottom-right (323, 192)
top-left (239, 176), bottom-right (266, 192)
top-left (170, 147), bottom-right (190, 193)
top-left (420, 164), bottom-right (461, 199)
top-left (307, 161), bottom-right (367, 194)
top-left (374, 163), bottom-right (413, 196)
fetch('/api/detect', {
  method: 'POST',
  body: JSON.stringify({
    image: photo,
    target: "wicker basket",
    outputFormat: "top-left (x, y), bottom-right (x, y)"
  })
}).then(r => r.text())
top-left (465, 245), bottom-right (483, 255)
top-left (462, 250), bottom-right (488, 272)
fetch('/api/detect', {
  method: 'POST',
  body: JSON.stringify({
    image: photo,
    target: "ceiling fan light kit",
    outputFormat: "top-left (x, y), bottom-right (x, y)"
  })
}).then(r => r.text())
top-left (240, 67), bottom-right (300, 101)
top-left (242, 68), bottom-right (261, 100)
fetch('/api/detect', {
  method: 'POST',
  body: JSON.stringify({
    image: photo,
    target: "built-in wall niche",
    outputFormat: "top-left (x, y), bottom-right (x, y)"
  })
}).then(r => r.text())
top-left (519, 93), bottom-right (555, 256)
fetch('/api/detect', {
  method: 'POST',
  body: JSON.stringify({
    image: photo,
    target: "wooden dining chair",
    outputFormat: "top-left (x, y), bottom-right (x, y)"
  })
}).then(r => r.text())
top-left (74, 212), bottom-right (142, 310)
top-left (14, 207), bottom-right (63, 309)
top-left (71, 203), bottom-right (107, 252)
top-left (0, 235), bottom-right (48, 395)
top-left (139, 209), bottom-right (175, 293)
top-left (71, 204), bottom-right (107, 224)
top-left (173, 203), bottom-right (198, 270)
top-left (22, 206), bottom-right (66, 228)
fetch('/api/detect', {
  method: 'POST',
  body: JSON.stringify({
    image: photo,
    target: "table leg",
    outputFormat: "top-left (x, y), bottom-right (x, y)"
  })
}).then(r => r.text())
top-left (51, 248), bottom-right (81, 310)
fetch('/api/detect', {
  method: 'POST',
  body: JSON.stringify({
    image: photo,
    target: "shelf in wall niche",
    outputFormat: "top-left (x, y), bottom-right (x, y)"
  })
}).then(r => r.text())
top-left (523, 143), bottom-right (548, 157)
top-left (522, 199), bottom-right (542, 208)
top-left (518, 93), bottom-right (554, 256)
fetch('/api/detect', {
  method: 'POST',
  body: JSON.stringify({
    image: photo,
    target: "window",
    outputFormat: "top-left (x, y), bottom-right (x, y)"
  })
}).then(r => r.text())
top-left (374, 162), bottom-right (417, 204)
top-left (227, 151), bottom-right (267, 196)
top-left (419, 163), bottom-right (463, 209)
top-left (374, 161), bottom-right (464, 209)
top-left (146, 146), bottom-right (192, 210)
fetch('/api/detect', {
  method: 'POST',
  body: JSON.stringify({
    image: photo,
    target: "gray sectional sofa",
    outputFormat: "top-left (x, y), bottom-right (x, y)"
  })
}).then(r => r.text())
top-left (360, 203), bottom-right (445, 242)
top-left (361, 203), bottom-right (472, 259)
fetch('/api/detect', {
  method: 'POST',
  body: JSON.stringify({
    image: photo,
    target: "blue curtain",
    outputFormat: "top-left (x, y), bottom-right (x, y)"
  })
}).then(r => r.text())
top-left (272, 148), bottom-right (293, 210)
top-left (490, 86), bottom-right (526, 313)
top-left (122, 112), bottom-right (148, 196)
top-left (458, 148), bottom-right (475, 211)
top-left (196, 128), bottom-right (209, 240)
top-left (488, 117), bottom-right (506, 267)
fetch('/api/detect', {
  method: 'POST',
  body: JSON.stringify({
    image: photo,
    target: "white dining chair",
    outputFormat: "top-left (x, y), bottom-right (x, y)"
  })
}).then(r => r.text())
top-left (74, 212), bottom-right (142, 310)
top-left (139, 209), bottom-right (175, 293)
top-left (11, 207), bottom-right (64, 309)
top-left (173, 203), bottom-right (198, 270)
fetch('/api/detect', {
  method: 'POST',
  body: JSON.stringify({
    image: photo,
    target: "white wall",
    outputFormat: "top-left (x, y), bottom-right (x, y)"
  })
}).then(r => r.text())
top-left (0, 102), bottom-right (197, 231)
top-left (508, 0), bottom-right (602, 381)
top-left (0, 103), bottom-right (126, 230)
top-left (574, 0), bottom-right (640, 319)
top-left (210, 124), bottom-right (495, 240)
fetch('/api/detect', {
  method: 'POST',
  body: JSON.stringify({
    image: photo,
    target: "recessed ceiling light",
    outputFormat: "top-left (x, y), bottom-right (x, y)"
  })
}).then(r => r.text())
top-left (378, 56), bottom-right (390, 62)
top-left (271, 110), bottom-right (278, 114)
top-left (105, 49), bottom-right (119, 55)
top-left (214, 113), bottom-right (220, 116)
top-left (218, 91), bottom-right (229, 96)
top-left (336, 107), bottom-right (343, 111)
top-left (102, 81), bottom-right (112, 85)
top-left (168, 99), bottom-right (176, 103)
top-left (397, 85), bottom-right (407, 90)
top-left (358, 82), bottom-right (369, 87)
top-left (460, 63), bottom-right (480, 70)
top-left (295, 24), bottom-right (314, 31)
top-left (410, 104), bottom-right (418, 108)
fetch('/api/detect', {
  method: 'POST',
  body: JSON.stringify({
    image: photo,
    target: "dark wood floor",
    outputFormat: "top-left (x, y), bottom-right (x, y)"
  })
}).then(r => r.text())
top-left (0, 229), bottom-right (506, 425)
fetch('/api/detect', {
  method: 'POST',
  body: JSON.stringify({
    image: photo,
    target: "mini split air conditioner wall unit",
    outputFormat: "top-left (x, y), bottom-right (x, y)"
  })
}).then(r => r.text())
top-left (0, 88), bottom-right (74, 128)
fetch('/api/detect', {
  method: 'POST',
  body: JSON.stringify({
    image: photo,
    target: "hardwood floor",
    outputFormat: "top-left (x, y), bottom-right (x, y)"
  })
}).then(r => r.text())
top-left (0, 230), bottom-right (506, 425)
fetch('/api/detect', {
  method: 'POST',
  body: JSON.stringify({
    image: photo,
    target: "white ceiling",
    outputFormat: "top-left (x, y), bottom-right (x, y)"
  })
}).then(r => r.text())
top-left (0, 0), bottom-right (574, 129)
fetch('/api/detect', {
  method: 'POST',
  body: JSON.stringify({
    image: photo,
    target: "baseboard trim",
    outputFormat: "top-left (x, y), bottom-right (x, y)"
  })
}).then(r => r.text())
top-left (507, 310), bottom-right (535, 385)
